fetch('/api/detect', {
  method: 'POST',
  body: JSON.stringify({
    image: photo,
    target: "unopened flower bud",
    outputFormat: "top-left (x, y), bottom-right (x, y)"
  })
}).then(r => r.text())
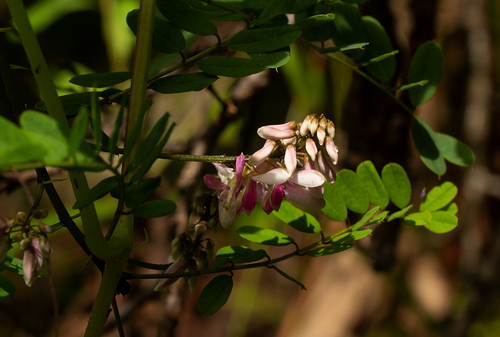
top-left (8, 219), bottom-right (17, 228)
top-left (316, 150), bottom-right (335, 183)
top-left (249, 140), bottom-right (276, 166)
top-left (194, 221), bottom-right (207, 236)
top-left (284, 145), bottom-right (297, 175)
top-left (20, 237), bottom-right (31, 251)
top-left (325, 137), bottom-right (339, 165)
top-left (16, 212), bottom-right (26, 222)
top-left (0, 234), bottom-right (11, 262)
top-left (308, 116), bottom-right (319, 136)
top-left (199, 250), bottom-right (209, 270)
top-left (185, 258), bottom-right (198, 293)
top-left (319, 116), bottom-right (327, 129)
top-left (300, 115), bottom-right (311, 136)
top-left (38, 223), bottom-right (53, 233)
top-left (33, 209), bottom-right (49, 220)
top-left (11, 233), bottom-right (23, 243)
top-left (154, 258), bottom-right (189, 291)
top-left (210, 197), bottom-right (218, 216)
top-left (316, 127), bottom-right (326, 146)
top-left (188, 213), bottom-right (201, 231)
top-left (205, 239), bottom-right (215, 259)
top-left (257, 123), bottom-right (296, 140)
top-left (23, 237), bottom-right (44, 287)
top-left (39, 236), bottom-right (52, 257)
top-left (305, 138), bottom-right (318, 161)
top-left (326, 121), bottom-right (335, 138)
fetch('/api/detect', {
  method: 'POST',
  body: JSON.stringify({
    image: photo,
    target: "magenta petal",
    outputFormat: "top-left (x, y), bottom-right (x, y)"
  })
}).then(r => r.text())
top-left (270, 184), bottom-right (284, 211)
top-left (236, 153), bottom-right (245, 185)
top-left (252, 168), bottom-right (290, 185)
top-left (242, 180), bottom-right (257, 215)
top-left (204, 175), bottom-right (229, 190)
top-left (283, 183), bottom-right (326, 209)
top-left (289, 169), bottom-right (326, 187)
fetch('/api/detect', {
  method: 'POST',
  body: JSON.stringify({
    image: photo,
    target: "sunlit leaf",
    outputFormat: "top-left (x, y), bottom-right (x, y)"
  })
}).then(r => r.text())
top-left (412, 117), bottom-right (446, 176)
top-left (356, 160), bottom-right (389, 208)
top-left (132, 199), bottom-right (176, 218)
top-left (307, 244), bottom-right (353, 257)
top-left (367, 211), bottom-right (389, 225)
top-left (425, 211), bottom-right (458, 233)
top-left (237, 226), bottom-right (295, 246)
top-left (149, 73), bottom-right (218, 94)
top-left (408, 41), bottom-right (444, 106)
top-left (420, 181), bottom-right (458, 212)
top-left (195, 57), bottom-right (266, 77)
top-left (331, 229), bottom-right (372, 244)
top-left (434, 132), bottom-right (475, 167)
top-left (215, 246), bottom-right (267, 264)
top-left (404, 210), bottom-right (432, 226)
top-left (352, 206), bottom-right (380, 230)
top-left (70, 72), bottom-right (132, 88)
top-left (228, 25), bottom-right (302, 53)
top-left (381, 163), bottom-right (411, 209)
top-left (334, 169), bottom-right (369, 214)
top-left (157, 0), bottom-right (218, 36)
top-left (387, 204), bottom-right (413, 222)
top-left (322, 182), bottom-right (347, 221)
top-left (439, 202), bottom-right (458, 214)
top-left (249, 47), bottom-right (291, 68)
top-left (273, 201), bottom-right (321, 233)
top-left (197, 275), bottom-right (233, 316)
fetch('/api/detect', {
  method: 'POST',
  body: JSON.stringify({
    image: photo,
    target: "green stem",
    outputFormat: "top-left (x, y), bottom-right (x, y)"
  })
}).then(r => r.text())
top-left (298, 38), bottom-right (415, 116)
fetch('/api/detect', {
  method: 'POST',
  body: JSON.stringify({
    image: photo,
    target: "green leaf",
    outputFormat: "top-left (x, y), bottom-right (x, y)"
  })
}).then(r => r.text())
top-left (157, 0), bottom-right (218, 36)
top-left (387, 204), bottom-right (413, 222)
top-left (228, 25), bottom-right (302, 53)
top-left (132, 199), bottom-right (176, 218)
top-left (72, 177), bottom-right (118, 209)
top-left (381, 163), bottom-right (411, 208)
top-left (0, 250), bottom-right (13, 272)
top-left (255, 0), bottom-right (296, 26)
top-left (195, 57), bottom-right (266, 77)
top-left (128, 113), bottom-right (171, 172)
top-left (404, 210), bottom-right (432, 226)
top-left (296, 13), bottom-right (335, 28)
top-left (4, 257), bottom-right (23, 275)
top-left (439, 202), bottom-right (458, 214)
top-left (412, 117), bottom-right (446, 176)
top-left (127, 10), bottom-right (186, 54)
top-left (331, 229), bottom-right (372, 244)
top-left (121, 99), bottom-right (150, 163)
top-left (90, 91), bottom-right (102, 153)
top-left (356, 160), bottom-right (389, 208)
top-left (341, 0), bottom-right (371, 3)
top-left (320, 42), bottom-right (368, 54)
top-left (425, 211), bottom-right (458, 233)
top-left (197, 275), bottom-right (233, 316)
top-left (408, 41), bottom-right (444, 106)
top-left (289, 0), bottom-right (318, 13)
top-left (125, 176), bottom-right (162, 209)
top-left (237, 226), bottom-right (295, 246)
top-left (0, 273), bottom-right (16, 300)
top-left (271, 265), bottom-right (306, 290)
top-left (273, 201), bottom-right (321, 233)
top-left (69, 72), bottom-right (132, 88)
top-left (36, 92), bottom-right (102, 115)
top-left (420, 181), bottom-right (457, 212)
top-left (390, 80), bottom-right (428, 92)
top-left (328, 2), bottom-right (367, 59)
top-left (149, 72), bottom-right (218, 94)
top-left (215, 246), bottom-right (267, 264)
top-left (352, 206), bottom-right (380, 231)
top-left (359, 16), bottom-right (396, 81)
top-left (249, 47), bottom-right (291, 68)
top-left (367, 211), bottom-right (389, 225)
top-left (68, 107), bottom-right (89, 158)
top-left (434, 132), bottom-right (475, 167)
top-left (108, 102), bottom-right (125, 162)
top-left (334, 169), bottom-right (369, 214)
top-left (321, 182), bottom-right (347, 221)
top-left (307, 244), bottom-right (352, 257)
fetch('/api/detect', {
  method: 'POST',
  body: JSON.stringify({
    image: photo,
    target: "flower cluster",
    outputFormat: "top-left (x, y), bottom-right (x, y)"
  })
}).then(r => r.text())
top-left (203, 114), bottom-right (339, 229)
top-left (0, 210), bottom-right (52, 287)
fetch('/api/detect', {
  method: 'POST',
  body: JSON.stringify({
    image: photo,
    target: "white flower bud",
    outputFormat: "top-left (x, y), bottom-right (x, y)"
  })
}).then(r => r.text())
top-left (194, 221), bottom-right (207, 236)
top-left (284, 145), bottom-right (297, 175)
top-left (249, 140), bottom-right (276, 166)
top-left (305, 138), bottom-right (318, 161)
top-left (252, 168), bottom-right (290, 185)
top-left (316, 127), bottom-right (326, 146)
top-left (326, 121), bottom-right (335, 138)
top-left (300, 115), bottom-right (311, 136)
top-left (325, 137), bottom-right (339, 165)
top-left (154, 258), bottom-right (189, 291)
top-left (308, 116), bottom-right (319, 136)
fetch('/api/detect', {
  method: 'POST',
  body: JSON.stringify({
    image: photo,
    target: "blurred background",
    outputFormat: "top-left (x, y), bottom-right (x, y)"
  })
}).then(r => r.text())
top-left (1, 0), bottom-right (499, 336)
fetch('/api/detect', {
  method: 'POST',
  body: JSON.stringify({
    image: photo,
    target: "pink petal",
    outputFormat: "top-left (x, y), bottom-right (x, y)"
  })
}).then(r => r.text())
top-left (23, 238), bottom-right (44, 287)
top-left (270, 184), bottom-right (284, 211)
top-left (316, 127), bottom-right (326, 146)
top-left (257, 126), bottom-right (296, 140)
top-left (308, 116), bottom-right (319, 135)
top-left (316, 151), bottom-right (335, 183)
top-left (300, 115), bottom-right (311, 136)
top-left (283, 183), bottom-right (326, 209)
top-left (252, 168), bottom-right (290, 185)
top-left (289, 169), bottom-right (326, 187)
top-left (284, 145), bottom-right (297, 175)
top-left (326, 121), bottom-right (335, 138)
top-left (325, 137), bottom-right (339, 165)
top-left (305, 138), bottom-right (317, 161)
top-left (236, 153), bottom-right (245, 185)
top-left (242, 180), bottom-right (257, 215)
top-left (203, 175), bottom-right (229, 190)
top-left (249, 140), bottom-right (276, 166)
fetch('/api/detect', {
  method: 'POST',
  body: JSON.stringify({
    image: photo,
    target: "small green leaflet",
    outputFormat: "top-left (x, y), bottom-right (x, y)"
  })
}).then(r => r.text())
top-left (404, 210), bottom-right (432, 226)
top-left (0, 273), bottom-right (15, 300)
top-left (237, 226), bottom-right (294, 246)
top-left (273, 201), bottom-right (321, 233)
top-left (420, 182), bottom-right (458, 212)
top-left (356, 160), bottom-right (389, 209)
top-left (70, 72), bottom-right (132, 88)
top-left (72, 177), bottom-right (118, 209)
top-left (381, 163), bottom-right (411, 209)
top-left (320, 42), bottom-right (368, 54)
top-left (328, 2), bottom-right (367, 59)
top-left (68, 107), bottom-right (89, 158)
top-left (195, 57), bottom-right (266, 77)
top-left (334, 169), bottom-right (369, 214)
top-left (412, 117), bottom-right (446, 176)
top-left (228, 25), bottom-right (302, 53)
top-left (215, 246), bottom-right (267, 264)
top-left (425, 211), bottom-right (458, 233)
top-left (387, 204), bottom-right (413, 222)
top-left (296, 13), bottom-right (335, 28)
top-left (197, 275), bottom-right (233, 316)
top-left (408, 41), bottom-right (444, 106)
top-left (254, 0), bottom-right (296, 26)
top-left (331, 229), bottom-right (372, 244)
top-left (352, 207), bottom-right (380, 231)
top-left (148, 73), bottom-right (218, 94)
top-left (307, 244), bottom-right (353, 257)
top-left (157, 0), bottom-right (218, 36)
top-left (322, 182), bottom-right (347, 221)
top-left (132, 200), bottom-right (176, 218)
top-left (249, 47), bottom-right (291, 68)
top-left (434, 132), bottom-right (475, 167)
